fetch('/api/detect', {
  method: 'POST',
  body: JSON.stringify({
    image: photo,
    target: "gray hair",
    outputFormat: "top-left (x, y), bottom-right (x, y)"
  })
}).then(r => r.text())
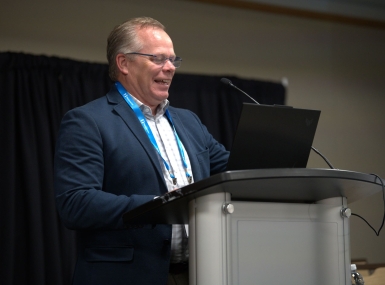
top-left (107, 17), bottom-right (165, 81)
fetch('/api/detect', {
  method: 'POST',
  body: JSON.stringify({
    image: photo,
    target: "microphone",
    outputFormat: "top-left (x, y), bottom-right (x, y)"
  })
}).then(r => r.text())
top-left (220, 78), bottom-right (260, 105)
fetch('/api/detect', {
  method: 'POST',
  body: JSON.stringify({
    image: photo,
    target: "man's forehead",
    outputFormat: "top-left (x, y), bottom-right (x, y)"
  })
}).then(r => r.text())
top-left (137, 27), bottom-right (174, 53)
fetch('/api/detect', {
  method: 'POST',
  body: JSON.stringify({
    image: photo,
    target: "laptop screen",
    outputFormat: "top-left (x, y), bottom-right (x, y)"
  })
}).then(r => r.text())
top-left (226, 103), bottom-right (321, 170)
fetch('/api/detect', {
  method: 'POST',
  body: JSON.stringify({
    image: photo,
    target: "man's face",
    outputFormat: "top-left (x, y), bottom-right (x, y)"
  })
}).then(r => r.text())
top-left (125, 27), bottom-right (176, 110)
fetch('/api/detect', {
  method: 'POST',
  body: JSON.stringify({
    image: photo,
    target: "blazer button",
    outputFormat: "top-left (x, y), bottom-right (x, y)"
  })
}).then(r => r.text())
top-left (163, 239), bottom-right (171, 245)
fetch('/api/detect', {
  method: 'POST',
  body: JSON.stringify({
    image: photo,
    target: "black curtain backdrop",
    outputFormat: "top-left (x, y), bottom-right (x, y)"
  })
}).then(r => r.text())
top-left (0, 52), bottom-right (285, 285)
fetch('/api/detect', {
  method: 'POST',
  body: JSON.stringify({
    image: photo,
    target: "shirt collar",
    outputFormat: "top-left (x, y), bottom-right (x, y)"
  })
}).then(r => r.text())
top-left (131, 96), bottom-right (170, 119)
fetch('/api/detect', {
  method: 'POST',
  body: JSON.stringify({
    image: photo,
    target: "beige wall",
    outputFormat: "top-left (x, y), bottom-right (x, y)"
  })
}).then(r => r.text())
top-left (1, 0), bottom-right (385, 263)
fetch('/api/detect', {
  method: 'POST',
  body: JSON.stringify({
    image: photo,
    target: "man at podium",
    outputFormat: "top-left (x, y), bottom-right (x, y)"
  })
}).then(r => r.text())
top-left (54, 17), bottom-right (229, 285)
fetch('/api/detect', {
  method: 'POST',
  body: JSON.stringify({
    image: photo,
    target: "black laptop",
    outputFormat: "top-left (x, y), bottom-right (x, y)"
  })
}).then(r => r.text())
top-left (226, 103), bottom-right (321, 170)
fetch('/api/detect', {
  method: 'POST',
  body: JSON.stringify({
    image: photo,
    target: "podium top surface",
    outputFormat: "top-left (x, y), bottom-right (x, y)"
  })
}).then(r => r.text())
top-left (123, 168), bottom-right (383, 224)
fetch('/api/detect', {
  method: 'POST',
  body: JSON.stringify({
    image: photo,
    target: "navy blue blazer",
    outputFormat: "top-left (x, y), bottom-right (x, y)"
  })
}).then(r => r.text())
top-left (54, 85), bottom-right (229, 285)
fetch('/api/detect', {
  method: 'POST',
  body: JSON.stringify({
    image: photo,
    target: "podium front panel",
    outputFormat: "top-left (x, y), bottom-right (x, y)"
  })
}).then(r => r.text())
top-left (228, 198), bottom-right (350, 285)
top-left (189, 195), bottom-right (351, 285)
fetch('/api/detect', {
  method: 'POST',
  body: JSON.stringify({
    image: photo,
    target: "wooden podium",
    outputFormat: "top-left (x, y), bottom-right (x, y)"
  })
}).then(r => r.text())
top-left (123, 169), bottom-right (382, 285)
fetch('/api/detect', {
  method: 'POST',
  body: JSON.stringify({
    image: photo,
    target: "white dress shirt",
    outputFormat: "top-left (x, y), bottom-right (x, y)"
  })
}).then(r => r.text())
top-left (133, 97), bottom-right (191, 263)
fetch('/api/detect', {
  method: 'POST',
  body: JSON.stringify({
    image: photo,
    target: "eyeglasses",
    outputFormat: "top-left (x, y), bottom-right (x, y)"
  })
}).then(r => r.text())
top-left (125, 52), bottom-right (182, 68)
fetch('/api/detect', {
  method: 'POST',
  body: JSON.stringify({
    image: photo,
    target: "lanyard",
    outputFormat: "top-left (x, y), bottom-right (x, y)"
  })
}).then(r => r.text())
top-left (115, 81), bottom-right (192, 185)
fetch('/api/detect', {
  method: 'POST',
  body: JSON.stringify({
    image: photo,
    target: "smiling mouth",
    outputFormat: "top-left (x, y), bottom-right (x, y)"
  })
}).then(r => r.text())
top-left (154, 79), bottom-right (171, 86)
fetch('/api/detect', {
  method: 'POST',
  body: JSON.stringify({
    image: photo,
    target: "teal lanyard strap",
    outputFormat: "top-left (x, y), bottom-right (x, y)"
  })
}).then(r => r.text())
top-left (115, 81), bottom-right (192, 185)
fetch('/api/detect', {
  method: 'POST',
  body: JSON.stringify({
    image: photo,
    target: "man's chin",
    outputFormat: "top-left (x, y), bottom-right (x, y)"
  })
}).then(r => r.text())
top-left (153, 92), bottom-right (169, 101)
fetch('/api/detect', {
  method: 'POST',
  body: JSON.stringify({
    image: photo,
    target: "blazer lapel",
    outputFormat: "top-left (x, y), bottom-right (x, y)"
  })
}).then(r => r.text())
top-left (106, 87), bottom-right (165, 184)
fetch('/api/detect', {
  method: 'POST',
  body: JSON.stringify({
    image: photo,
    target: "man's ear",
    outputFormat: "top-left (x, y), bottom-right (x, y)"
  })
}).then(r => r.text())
top-left (116, 54), bottom-right (129, 75)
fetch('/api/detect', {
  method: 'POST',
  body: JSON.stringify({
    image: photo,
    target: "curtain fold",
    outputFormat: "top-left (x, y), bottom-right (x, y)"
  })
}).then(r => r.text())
top-left (0, 52), bottom-right (284, 284)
